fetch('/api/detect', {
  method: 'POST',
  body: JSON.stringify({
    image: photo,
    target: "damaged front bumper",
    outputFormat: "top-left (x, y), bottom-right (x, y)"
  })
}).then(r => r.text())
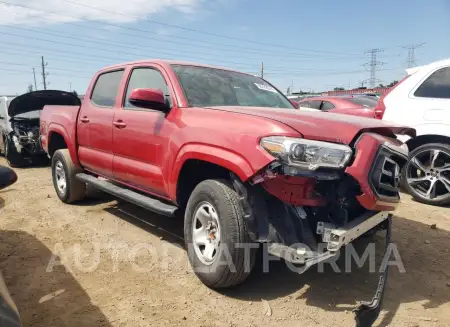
top-left (267, 211), bottom-right (390, 266)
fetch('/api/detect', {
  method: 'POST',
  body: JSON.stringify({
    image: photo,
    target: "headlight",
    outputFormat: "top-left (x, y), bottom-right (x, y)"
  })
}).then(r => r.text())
top-left (260, 136), bottom-right (353, 171)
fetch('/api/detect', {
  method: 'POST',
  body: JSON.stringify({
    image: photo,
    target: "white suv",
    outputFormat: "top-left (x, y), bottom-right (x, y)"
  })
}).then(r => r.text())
top-left (377, 59), bottom-right (450, 205)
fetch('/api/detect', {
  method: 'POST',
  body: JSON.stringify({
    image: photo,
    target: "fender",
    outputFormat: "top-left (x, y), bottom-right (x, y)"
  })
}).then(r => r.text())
top-left (412, 123), bottom-right (450, 138)
top-left (47, 123), bottom-right (80, 167)
top-left (168, 143), bottom-right (262, 200)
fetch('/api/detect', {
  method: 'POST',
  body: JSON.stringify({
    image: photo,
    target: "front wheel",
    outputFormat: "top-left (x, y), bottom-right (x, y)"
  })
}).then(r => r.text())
top-left (52, 149), bottom-right (86, 203)
top-left (402, 143), bottom-right (450, 206)
top-left (184, 179), bottom-right (255, 289)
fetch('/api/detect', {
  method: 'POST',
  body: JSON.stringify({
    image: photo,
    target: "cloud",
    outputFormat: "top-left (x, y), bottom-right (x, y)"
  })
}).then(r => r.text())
top-left (0, 0), bottom-right (203, 26)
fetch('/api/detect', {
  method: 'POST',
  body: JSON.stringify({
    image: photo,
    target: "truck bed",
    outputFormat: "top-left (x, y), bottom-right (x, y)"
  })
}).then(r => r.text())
top-left (40, 104), bottom-right (81, 161)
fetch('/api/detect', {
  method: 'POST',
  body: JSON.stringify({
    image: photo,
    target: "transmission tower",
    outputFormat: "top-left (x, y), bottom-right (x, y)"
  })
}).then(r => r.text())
top-left (363, 48), bottom-right (385, 88)
top-left (403, 43), bottom-right (425, 68)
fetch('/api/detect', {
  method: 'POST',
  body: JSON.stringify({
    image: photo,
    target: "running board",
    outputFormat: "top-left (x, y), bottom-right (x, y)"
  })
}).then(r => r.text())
top-left (76, 173), bottom-right (177, 217)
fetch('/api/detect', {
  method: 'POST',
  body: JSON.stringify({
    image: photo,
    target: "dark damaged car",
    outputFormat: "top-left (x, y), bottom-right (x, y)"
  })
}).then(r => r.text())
top-left (0, 91), bottom-right (80, 167)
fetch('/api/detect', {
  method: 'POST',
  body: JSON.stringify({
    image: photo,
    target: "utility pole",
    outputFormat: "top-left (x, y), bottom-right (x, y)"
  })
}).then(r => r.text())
top-left (32, 68), bottom-right (37, 91)
top-left (69, 82), bottom-right (72, 92)
top-left (260, 62), bottom-right (264, 79)
top-left (363, 48), bottom-right (384, 88)
top-left (41, 56), bottom-right (49, 90)
top-left (403, 43), bottom-right (425, 68)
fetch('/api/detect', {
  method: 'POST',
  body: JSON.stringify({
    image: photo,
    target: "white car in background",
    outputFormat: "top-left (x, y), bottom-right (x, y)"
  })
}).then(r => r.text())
top-left (376, 58), bottom-right (450, 205)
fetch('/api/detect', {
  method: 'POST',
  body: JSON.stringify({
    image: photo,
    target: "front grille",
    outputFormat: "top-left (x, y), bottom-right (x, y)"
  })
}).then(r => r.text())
top-left (370, 146), bottom-right (406, 201)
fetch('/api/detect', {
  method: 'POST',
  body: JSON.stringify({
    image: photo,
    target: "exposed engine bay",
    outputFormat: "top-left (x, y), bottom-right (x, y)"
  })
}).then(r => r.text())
top-left (5, 90), bottom-right (81, 166)
top-left (10, 117), bottom-right (43, 155)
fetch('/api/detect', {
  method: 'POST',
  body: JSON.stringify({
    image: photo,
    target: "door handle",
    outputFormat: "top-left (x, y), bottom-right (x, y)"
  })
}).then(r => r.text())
top-left (80, 116), bottom-right (90, 123)
top-left (113, 120), bottom-right (127, 129)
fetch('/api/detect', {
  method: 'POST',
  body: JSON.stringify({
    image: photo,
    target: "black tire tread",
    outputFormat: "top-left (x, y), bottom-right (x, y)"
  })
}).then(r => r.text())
top-left (185, 179), bottom-right (255, 289)
top-left (52, 149), bottom-right (86, 203)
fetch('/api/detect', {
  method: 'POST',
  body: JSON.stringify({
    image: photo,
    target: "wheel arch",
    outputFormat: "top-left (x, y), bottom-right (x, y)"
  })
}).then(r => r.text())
top-left (406, 134), bottom-right (450, 151)
top-left (170, 144), bottom-right (261, 208)
top-left (47, 123), bottom-right (80, 167)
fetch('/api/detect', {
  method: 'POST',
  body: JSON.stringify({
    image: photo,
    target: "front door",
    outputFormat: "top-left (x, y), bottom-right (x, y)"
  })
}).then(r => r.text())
top-left (77, 70), bottom-right (124, 178)
top-left (112, 66), bottom-right (175, 198)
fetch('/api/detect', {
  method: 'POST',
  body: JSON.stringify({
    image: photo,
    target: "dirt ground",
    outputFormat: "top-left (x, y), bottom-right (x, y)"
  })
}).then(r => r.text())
top-left (0, 157), bottom-right (449, 327)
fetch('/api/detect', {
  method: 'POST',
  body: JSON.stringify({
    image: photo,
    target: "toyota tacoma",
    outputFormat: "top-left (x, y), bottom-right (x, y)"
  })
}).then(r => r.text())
top-left (40, 60), bottom-right (414, 326)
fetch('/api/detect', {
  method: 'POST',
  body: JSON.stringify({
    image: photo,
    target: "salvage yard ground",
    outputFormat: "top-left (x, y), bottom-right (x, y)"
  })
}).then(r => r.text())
top-left (0, 157), bottom-right (449, 327)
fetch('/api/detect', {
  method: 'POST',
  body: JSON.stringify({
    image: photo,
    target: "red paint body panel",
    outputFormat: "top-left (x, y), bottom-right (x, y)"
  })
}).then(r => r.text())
top-left (208, 106), bottom-right (414, 144)
top-left (40, 105), bottom-right (81, 167)
top-left (345, 133), bottom-right (404, 211)
top-left (40, 59), bottom-right (414, 211)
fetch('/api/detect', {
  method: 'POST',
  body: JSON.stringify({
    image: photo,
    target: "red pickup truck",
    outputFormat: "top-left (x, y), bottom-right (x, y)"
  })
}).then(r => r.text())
top-left (40, 60), bottom-right (414, 321)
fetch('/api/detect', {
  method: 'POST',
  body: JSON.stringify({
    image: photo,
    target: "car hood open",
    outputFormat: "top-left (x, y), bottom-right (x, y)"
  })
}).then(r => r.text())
top-left (208, 106), bottom-right (416, 145)
top-left (8, 90), bottom-right (81, 117)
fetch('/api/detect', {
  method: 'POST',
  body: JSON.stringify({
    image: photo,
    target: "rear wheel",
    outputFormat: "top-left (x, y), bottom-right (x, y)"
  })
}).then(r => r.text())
top-left (403, 143), bottom-right (450, 206)
top-left (184, 179), bottom-right (255, 289)
top-left (52, 149), bottom-right (86, 203)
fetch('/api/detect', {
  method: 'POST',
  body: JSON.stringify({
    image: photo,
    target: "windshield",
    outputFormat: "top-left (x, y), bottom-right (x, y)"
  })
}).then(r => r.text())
top-left (172, 65), bottom-right (294, 109)
top-left (347, 96), bottom-right (377, 108)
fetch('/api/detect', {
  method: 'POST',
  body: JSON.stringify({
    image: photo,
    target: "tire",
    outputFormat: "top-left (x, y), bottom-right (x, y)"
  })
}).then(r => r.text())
top-left (184, 179), bottom-right (256, 289)
top-left (4, 137), bottom-right (26, 168)
top-left (402, 143), bottom-right (450, 206)
top-left (52, 149), bottom-right (86, 203)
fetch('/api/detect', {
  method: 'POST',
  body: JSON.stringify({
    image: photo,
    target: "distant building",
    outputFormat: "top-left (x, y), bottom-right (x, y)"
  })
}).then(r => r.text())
top-left (324, 87), bottom-right (390, 96)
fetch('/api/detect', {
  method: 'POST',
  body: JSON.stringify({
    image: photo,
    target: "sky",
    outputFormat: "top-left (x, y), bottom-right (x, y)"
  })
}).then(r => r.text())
top-left (0, 0), bottom-right (450, 95)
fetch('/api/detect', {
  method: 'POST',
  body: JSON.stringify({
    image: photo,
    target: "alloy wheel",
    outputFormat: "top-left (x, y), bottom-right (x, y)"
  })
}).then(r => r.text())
top-left (406, 148), bottom-right (450, 201)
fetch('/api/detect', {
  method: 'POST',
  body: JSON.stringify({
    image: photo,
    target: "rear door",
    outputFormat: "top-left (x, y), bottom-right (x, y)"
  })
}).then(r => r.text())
top-left (112, 65), bottom-right (175, 198)
top-left (409, 66), bottom-right (450, 129)
top-left (77, 70), bottom-right (124, 178)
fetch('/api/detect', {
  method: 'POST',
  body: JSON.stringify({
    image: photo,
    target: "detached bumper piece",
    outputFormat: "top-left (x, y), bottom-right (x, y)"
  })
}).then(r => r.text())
top-left (354, 215), bottom-right (392, 327)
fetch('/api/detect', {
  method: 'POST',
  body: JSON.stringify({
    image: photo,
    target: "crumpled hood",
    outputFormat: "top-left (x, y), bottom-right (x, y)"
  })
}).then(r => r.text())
top-left (209, 106), bottom-right (416, 144)
top-left (8, 90), bottom-right (81, 117)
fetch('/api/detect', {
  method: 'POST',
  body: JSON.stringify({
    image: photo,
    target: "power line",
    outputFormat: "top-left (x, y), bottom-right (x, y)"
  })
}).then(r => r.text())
top-left (403, 43), bottom-right (425, 68)
top-left (0, 33), bottom-right (379, 75)
top-left (59, 0), bottom-right (363, 56)
top-left (363, 48), bottom-right (385, 88)
top-left (0, 0), bottom-right (364, 58)
top-left (0, 67), bottom-right (89, 78)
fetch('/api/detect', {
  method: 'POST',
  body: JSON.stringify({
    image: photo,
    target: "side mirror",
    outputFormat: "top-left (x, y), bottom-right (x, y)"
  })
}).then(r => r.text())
top-left (129, 88), bottom-right (170, 112)
top-left (290, 100), bottom-right (299, 109)
top-left (0, 165), bottom-right (17, 190)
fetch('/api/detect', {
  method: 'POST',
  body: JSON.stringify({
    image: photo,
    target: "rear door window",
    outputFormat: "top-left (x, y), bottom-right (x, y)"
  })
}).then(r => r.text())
top-left (299, 101), bottom-right (311, 108)
top-left (414, 67), bottom-right (450, 99)
top-left (91, 70), bottom-right (124, 107)
top-left (309, 100), bottom-right (322, 110)
top-left (347, 96), bottom-right (377, 107)
top-left (321, 101), bottom-right (335, 110)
